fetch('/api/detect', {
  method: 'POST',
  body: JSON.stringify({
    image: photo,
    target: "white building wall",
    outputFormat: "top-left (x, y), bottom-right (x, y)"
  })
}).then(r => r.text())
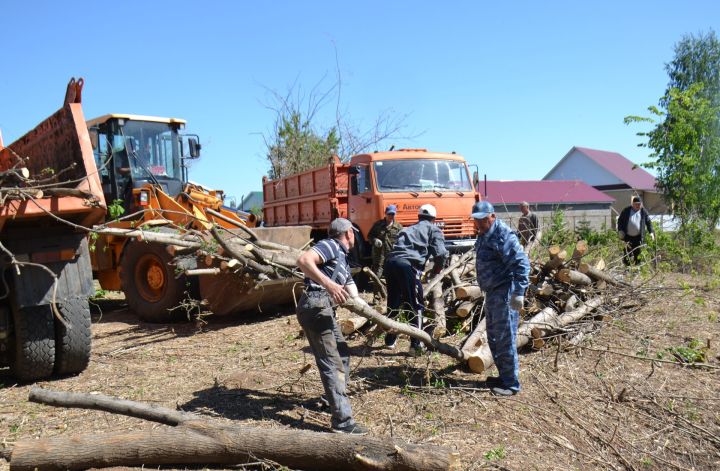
top-left (545, 149), bottom-right (623, 186)
top-left (498, 209), bottom-right (613, 233)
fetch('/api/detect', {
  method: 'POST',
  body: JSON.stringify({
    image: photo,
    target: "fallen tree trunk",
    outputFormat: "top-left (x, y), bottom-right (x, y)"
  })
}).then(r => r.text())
top-left (343, 297), bottom-right (467, 360)
top-left (7, 388), bottom-right (459, 471)
top-left (423, 250), bottom-right (474, 298)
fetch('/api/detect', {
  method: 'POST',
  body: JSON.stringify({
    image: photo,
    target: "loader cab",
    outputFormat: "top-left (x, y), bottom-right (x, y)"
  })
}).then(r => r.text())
top-left (87, 114), bottom-right (201, 214)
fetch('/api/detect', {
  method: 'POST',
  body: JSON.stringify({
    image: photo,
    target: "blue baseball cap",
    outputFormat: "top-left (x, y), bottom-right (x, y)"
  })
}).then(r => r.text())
top-left (385, 204), bottom-right (397, 214)
top-left (471, 201), bottom-right (494, 219)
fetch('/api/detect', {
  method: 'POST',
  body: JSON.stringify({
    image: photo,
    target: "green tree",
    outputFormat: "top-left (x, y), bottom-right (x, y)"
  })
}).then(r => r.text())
top-left (626, 30), bottom-right (720, 228)
top-left (266, 111), bottom-right (339, 180)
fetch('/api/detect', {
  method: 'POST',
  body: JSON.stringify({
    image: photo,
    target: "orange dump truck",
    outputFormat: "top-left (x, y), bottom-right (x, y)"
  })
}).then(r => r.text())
top-left (0, 79), bottom-right (106, 381)
top-left (263, 149), bottom-right (478, 260)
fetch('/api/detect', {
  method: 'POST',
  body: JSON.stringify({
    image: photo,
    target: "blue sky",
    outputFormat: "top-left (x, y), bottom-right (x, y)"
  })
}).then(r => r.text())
top-left (1, 1), bottom-right (718, 202)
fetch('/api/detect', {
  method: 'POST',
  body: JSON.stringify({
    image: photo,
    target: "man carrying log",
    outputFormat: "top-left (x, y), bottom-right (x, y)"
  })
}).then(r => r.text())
top-left (295, 218), bottom-right (368, 435)
top-left (471, 201), bottom-right (530, 396)
top-left (383, 204), bottom-right (447, 355)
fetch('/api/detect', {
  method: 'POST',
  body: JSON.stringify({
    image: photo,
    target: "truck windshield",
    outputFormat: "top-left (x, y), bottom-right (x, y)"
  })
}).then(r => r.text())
top-left (112, 121), bottom-right (182, 180)
top-left (373, 159), bottom-right (473, 192)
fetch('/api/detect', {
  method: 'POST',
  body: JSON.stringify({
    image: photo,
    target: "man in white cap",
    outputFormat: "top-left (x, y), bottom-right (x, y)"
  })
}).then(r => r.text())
top-left (471, 201), bottom-right (530, 396)
top-left (295, 218), bottom-right (367, 434)
top-left (383, 204), bottom-right (447, 355)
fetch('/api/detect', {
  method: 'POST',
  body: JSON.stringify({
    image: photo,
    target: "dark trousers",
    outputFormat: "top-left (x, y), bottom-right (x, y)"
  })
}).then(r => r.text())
top-left (296, 291), bottom-right (354, 429)
top-left (384, 258), bottom-right (424, 348)
top-left (623, 235), bottom-right (643, 265)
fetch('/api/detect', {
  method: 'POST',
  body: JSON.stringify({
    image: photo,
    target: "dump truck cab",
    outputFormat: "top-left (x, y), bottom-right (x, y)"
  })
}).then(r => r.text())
top-left (86, 114), bottom-right (201, 213)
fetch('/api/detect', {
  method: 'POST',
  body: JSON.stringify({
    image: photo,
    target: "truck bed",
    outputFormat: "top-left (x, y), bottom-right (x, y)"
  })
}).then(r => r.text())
top-left (263, 156), bottom-right (348, 229)
top-left (0, 101), bottom-right (106, 230)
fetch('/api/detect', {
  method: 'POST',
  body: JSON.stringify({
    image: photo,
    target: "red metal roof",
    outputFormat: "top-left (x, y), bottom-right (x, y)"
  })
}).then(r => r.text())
top-left (480, 180), bottom-right (615, 205)
top-left (574, 147), bottom-right (657, 191)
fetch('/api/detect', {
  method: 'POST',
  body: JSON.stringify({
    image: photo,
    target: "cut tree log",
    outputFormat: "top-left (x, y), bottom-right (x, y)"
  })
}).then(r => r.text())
top-left (578, 262), bottom-right (629, 287)
top-left (542, 250), bottom-right (567, 275)
top-left (455, 300), bottom-right (476, 318)
top-left (467, 306), bottom-right (559, 373)
top-left (571, 240), bottom-right (588, 265)
top-left (7, 388), bottom-right (458, 471)
top-left (556, 269), bottom-right (592, 286)
top-left (340, 316), bottom-right (369, 335)
top-left (429, 283), bottom-right (447, 338)
top-left (530, 297), bottom-right (603, 349)
top-left (461, 317), bottom-right (487, 357)
top-left (454, 285), bottom-right (483, 301)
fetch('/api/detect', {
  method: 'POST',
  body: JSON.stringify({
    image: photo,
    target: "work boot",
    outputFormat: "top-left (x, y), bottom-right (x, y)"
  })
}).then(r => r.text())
top-left (384, 333), bottom-right (397, 350)
top-left (482, 376), bottom-right (502, 387)
top-left (332, 422), bottom-right (369, 435)
top-left (491, 386), bottom-right (518, 397)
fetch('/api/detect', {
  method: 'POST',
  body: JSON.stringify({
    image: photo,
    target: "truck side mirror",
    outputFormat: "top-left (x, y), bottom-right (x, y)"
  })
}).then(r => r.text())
top-left (472, 171), bottom-right (479, 187)
top-left (188, 138), bottom-right (201, 158)
top-left (350, 175), bottom-right (359, 195)
top-left (348, 165), bottom-right (360, 176)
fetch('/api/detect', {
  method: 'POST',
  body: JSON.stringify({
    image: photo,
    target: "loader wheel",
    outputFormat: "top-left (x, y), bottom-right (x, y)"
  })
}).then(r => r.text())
top-left (10, 304), bottom-right (56, 382)
top-left (120, 241), bottom-right (188, 323)
top-left (54, 297), bottom-right (92, 375)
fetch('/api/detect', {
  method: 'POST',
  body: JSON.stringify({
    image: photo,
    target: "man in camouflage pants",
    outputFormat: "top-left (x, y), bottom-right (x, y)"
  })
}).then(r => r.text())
top-left (368, 204), bottom-right (403, 279)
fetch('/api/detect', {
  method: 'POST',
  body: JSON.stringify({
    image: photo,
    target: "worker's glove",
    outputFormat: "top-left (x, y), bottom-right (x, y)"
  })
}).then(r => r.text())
top-left (373, 239), bottom-right (383, 248)
top-left (650, 233), bottom-right (655, 241)
top-left (510, 295), bottom-right (524, 311)
top-left (618, 230), bottom-right (625, 240)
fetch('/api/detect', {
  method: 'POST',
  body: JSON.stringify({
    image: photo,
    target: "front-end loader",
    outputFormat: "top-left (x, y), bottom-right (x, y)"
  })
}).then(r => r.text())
top-left (86, 111), bottom-right (310, 322)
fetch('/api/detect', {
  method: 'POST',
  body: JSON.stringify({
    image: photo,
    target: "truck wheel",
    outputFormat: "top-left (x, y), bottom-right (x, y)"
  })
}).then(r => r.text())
top-left (54, 297), bottom-right (92, 375)
top-left (119, 241), bottom-right (188, 323)
top-left (10, 304), bottom-right (56, 382)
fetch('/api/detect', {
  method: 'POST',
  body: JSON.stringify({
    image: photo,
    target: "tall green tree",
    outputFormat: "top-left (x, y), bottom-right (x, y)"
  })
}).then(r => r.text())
top-left (626, 30), bottom-right (720, 227)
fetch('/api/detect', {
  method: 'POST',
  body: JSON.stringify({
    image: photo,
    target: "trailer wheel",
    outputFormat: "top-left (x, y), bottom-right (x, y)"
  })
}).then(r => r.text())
top-left (119, 241), bottom-right (188, 323)
top-left (10, 304), bottom-right (56, 381)
top-left (54, 297), bottom-right (92, 375)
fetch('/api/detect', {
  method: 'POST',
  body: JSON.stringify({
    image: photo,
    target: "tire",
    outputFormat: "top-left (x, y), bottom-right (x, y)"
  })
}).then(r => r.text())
top-left (119, 241), bottom-right (189, 323)
top-left (54, 297), bottom-right (92, 375)
top-left (10, 304), bottom-right (56, 382)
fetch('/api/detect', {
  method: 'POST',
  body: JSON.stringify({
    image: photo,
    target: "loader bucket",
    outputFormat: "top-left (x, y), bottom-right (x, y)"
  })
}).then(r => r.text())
top-left (198, 225), bottom-right (312, 316)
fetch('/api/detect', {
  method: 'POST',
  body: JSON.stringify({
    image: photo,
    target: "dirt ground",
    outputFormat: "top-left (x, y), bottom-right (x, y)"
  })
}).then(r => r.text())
top-left (1, 272), bottom-right (719, 470)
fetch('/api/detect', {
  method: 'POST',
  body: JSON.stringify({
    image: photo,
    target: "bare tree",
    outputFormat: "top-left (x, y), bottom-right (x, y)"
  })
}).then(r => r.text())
top-left (262, 51), bottom-right (416, 179)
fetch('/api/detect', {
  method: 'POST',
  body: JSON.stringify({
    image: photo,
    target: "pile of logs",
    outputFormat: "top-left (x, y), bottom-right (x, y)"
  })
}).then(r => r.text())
top-left (342, 240), bottom-right (629, 373)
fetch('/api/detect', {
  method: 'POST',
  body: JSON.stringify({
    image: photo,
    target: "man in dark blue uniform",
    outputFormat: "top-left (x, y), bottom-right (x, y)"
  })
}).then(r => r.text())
top-left (472, 201), bottom-right (530, 396)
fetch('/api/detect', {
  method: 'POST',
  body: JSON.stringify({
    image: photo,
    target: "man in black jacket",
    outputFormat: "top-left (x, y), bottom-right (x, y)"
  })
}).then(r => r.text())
top-left (617, 196), bottom-right (655, 265)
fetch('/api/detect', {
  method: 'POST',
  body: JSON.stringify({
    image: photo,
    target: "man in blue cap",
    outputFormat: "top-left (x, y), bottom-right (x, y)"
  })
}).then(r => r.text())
top-left (368, 204), bottom-right (403, 280)
top-left (471, 200), bottom-right (530, 396)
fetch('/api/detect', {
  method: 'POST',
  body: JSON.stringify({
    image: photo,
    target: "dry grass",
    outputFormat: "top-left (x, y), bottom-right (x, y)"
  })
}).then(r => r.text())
top-left (1, 272), bottom-right (719, 470)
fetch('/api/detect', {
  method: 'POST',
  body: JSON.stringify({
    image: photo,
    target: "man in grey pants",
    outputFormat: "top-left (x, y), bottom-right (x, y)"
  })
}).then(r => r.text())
top-left (295, 218), bottom-right (368, 435)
